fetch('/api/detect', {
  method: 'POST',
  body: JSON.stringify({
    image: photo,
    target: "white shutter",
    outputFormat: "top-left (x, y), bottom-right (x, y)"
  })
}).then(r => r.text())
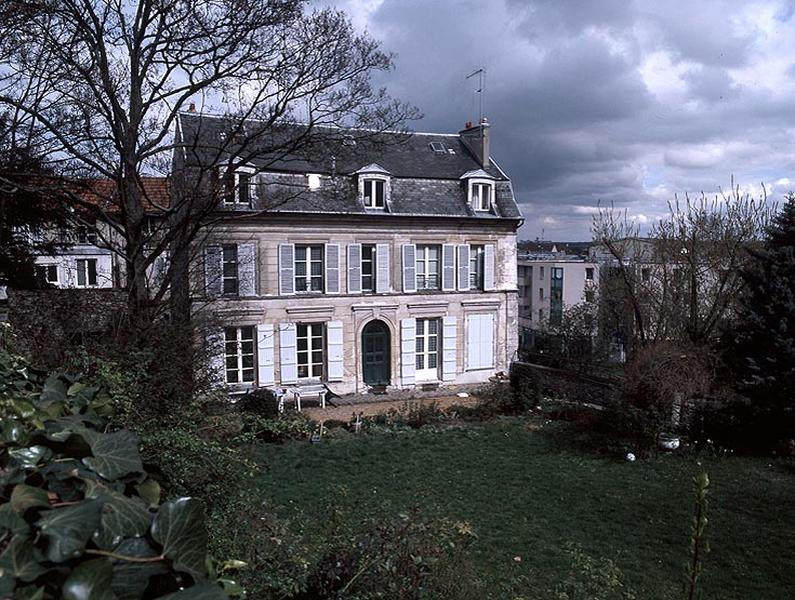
top-left (458, 244), bottom-right (470, 291)
top-left (326, 320), bottom-right (344, 382)
top-left (238, 242), bottom-right (257, 296)
top-left (325, 244), bottom-right (340, 294)
top-left (442, 316), bottom-right (457, 382)
top-left (483, 244), bottom-right (496, 291)
top-left (400, 317), bottom-right (416, 386)
top-left (402, 244), bottom-right (416, 292)
top-left (207, 327), bottom-right (225, 387)
top-left (278, 244), bottom-right (295, 295)
top-left (256, 324), bottom-right (275, 386)
top-left (467, 314), bottom-right (495, 370)
top-left (348, 244), bottom-right (362, 294)
top-left (279, 323), bottom-right (298, 384)
top-left (204, 245), bottom-right (222, 297)
top-left (442, 244), bottom-right (456, 291)
top-left (376, 243), bottom-right (390, 293)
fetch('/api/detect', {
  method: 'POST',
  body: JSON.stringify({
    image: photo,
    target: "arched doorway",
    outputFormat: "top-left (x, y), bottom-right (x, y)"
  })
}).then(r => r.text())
top-left (362, 320), bottom-right (390, 386)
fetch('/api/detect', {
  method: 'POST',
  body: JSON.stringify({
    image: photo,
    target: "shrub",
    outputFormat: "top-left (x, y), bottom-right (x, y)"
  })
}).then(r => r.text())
top-left (236, 387), bottom-right (279, 419)
top-left (0, 350), bottom-right (236, 599)
top-left (239, 412), bottom-right (315, 444)
top-left (509, 365), bottom-right (542, 414)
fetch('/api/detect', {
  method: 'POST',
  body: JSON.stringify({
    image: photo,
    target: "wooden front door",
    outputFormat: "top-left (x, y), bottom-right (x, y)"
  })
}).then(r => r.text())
top-left (362, 320), bottom-right (390, 385)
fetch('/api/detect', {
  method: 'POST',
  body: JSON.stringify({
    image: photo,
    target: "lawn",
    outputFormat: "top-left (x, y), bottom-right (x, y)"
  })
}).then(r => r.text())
top-left (252, 418), bottom-right (795, 599)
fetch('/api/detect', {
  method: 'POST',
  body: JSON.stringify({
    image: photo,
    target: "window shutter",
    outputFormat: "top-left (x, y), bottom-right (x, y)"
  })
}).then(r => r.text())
top-left (457, 244), bottom-right (470, 291)
top-left (204, 245), bottom-right (222, 297)
top-left (326, 320), bottom-right (344, 382)
top-left (400, 317), bottom-right (416, 386)
top-left (467, 314), bottom-right (495, 370)
top-left (483, 244), bottom-right (496, 291)
top-left (442, 244), bottom-right (456, 291)
top-left (325, 244), bottom-right (340, 294)
top-left (238, 242), bottom-right (257, 296)
top-left (278, 244), bottom-right (295, 295)
top-left (279, 323), bottom-right (298, 384)
top-left (256, 323), bottom-right (275, 386)
top-left (348, 244), bottom-right (362, 294)
top-left (207, 327), bottom-right (225, 387)
top-left (376, 243), bottom-right (390, 293)
top-left (442, 316), bottom-right (457, 381)
top-left (402, 244), bottom-right (416, 293)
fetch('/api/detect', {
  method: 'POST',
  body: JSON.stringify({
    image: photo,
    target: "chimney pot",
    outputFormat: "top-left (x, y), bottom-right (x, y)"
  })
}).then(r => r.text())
top-left (459, 119), bottom-right (491, 168)
top-left (465, 120), bottom-right (473, 129)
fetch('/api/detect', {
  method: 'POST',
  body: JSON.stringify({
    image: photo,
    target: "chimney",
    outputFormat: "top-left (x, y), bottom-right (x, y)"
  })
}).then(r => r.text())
top-left (459, 117), bottom-right (490, 167)
top-left (188, 102), bottom-right (196, 113)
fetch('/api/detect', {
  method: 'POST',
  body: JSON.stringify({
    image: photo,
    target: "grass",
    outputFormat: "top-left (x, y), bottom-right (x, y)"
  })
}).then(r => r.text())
top-left (251, 418), bottom-right (795, 599)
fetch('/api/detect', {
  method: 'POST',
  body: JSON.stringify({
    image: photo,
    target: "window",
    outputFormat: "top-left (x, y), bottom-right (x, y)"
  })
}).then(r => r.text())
top-left (297, 323), bottom-right (324, 379)
top-left (361, 244), bottom-right (376, 292)
top-left (75, 226), bottom-right (98, 245)
top-left (220, 167), bottom-right (253, 206)
top-left (294, 245), bottom-right (324, 292)
top-left (538, 308), bottom-right (545, 322)
top-left (415, 245), bottom-right (440, 290)
top-left (469, 245), bottom-right (485, 289)
top-left (35, 264), bottom-right (58, 286)
top-left (550, 267), bottom-right (564, 326)
top-left (539, 288), bottom-right (544, 300)
top-left (363, 179), bottom-right (385, 208)
top-left (224, 326), bottom-right (255, 384)
top-left (471, 182), bottom-right (493, 211)
top-left (641, 268), bottom-right (651, 282)
top-left (415, 318), bottom-right (439, 380)
top-left (222, 244), bottom-right (239, 295)
top-left (585, 267), bottom-right (594, 280)
top-left (585, 290), bottom-right (595, 303)
top-left (76, 259), bottom-right (97, 287)
top-left (540, 266), bottom-right (545, 280)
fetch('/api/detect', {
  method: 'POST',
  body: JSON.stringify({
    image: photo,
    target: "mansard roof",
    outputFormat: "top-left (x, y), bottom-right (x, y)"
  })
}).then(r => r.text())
top-left (176, 112), bottom-right (521, 221)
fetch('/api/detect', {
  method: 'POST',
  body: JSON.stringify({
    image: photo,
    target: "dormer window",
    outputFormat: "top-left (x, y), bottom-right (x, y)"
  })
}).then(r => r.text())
top-left (363, 179), bottom-right (385, 208)
top-left (355, 163), bottom-right (391, 211)
top-left (471, 182), bottom-right (493, 211)
top-left (460, 169), bottom-right (496, 214)
top-left (217, 165), bottom-right (254, 206)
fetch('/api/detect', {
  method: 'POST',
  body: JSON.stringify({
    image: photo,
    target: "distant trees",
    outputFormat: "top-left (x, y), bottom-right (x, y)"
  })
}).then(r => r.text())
top-left (592, 186), bottom-right (770, 353)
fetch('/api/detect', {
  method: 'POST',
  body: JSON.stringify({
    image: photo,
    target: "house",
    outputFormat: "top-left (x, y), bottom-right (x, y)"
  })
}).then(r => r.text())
top-left (174, 114), bottom-right (522, 395)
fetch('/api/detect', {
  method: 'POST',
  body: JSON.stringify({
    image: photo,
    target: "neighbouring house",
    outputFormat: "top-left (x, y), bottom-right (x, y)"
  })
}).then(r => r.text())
top-left (517, 246), bottom-right (598, 331)
top-left (174, 113), bottom-right (522, 395)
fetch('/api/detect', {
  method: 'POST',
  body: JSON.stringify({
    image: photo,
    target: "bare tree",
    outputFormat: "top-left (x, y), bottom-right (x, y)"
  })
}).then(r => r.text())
top-left (592, 183), bottom-right (770, 352)
top-left (0, 0), bottom-right (416, 331)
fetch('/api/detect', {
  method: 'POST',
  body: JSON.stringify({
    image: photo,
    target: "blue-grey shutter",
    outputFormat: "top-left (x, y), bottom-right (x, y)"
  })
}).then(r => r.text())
top-left (325, 244), bottom-right (340, 294)
top-left (483, 244), bottom-right (496, 291)
top-left (376, 243), bottom-right (390, 293)
top-left (442, 316), bottom-right (457, 381)
top-left (278, 244), bottom-right (295, 295)
top-left (326, 320), bottom-right (344, 382)
top-left (204, 245), bottom-right (222, 298)
top-left (279, 323), bottom-right (298, 384)
top-left (467, 314), bottom-right (495, 369)
top-left (256, 324), bottom-right (275, 386)
top-left (348, 244), bottom-right (362, 294)
top-left (238, 242), bottom-right (257, 296)
top-left (400, 317), bottom-right (416, 386)
top-left (207, 327), bottom-right (225, 387)
top-left (458, 244), bottom-right (470, 291)
top-left (402, 244), bottom-right (416, 293)
top-left (442, 244), bottom-right (456, 291)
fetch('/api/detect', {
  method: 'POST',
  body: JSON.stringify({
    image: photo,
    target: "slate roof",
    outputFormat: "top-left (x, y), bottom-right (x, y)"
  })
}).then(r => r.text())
top-left (177, 113), bottom-right (521, 221)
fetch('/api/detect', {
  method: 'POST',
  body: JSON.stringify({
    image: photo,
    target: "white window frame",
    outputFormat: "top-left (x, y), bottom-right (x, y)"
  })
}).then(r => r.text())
top-left (221, 166), bottom-right (255, 206)
top-left (224, 326), bottom-right (256, 385)
top-left (415, 318), bottom-right (440, 381)
top-left (415, 244), bottom-right (441, 290)
top-left (359, 174), bottom-right (390, 209)
top-left (294, 244), bottom-right (324, 293)
top-left (361, 244), bottom-right (376, 292)
top-left (468, 179), bottom-right (494, 212)
top-left (75, 258), bottom-right (98, 288)
top-left (469, 245), bottom-right (485, 289)
top-left (221, 244), bottom-right (239, 296)
top-left (296, 323), bottom-right (325, 380)
top-left (36, 264), bottom-right (59, 285)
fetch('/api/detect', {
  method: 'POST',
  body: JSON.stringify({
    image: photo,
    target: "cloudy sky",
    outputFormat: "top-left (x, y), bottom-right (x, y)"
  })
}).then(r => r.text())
top-left (331, 0), bottom-right (795, 240)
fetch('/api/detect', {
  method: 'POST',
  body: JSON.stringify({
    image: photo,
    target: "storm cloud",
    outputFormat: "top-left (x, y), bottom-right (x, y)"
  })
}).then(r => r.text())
top-left (332, 0), bottom-right (795, 240)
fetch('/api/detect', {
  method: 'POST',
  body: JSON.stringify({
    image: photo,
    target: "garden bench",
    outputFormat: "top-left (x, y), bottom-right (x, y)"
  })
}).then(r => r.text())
top-left (287, 383), bottom-right (328, 412)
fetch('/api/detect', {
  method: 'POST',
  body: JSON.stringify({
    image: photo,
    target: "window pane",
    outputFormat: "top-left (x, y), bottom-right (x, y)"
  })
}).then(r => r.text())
top-left (428, 336), bottom-right (437, 352)
top-left (311, 261), bottom-right (322, 276)
top-left (295, 246), bottom-right (306, 261)
top-left (416, 355), bottom-right (424, 370)
top-left (226, 370), bottom-right (239, 383)
top-left (311, 336), bottom-right (323, 350)
top-left (298, 365), bottom-right (308, 378)
top-left (295, 261), bottom-right (307, 276)
top-left (241, 326), bottom-right (254, 340)
top-left (77, 261), bottom-right (86, 286)
top-left (312, 350), bottom-right (323, 364)
top-left (241, 341), bottom-right (254, 354)
top-left (225, 357), bottom-right (238, 369)
top-left (242, 369), bottom-right (255, 382)
top-left (428, 354), bottom-right (437, 369)
top-left (428, 320), bottom-right (438, 335)
top-left (311, 246), bottom-right (322, 260)
top-left (375, 181), bottom-right (384, 206)
top-left (242, 355), bottom-right (254, 369)
top-left (297, 337), bottom-right (307, 351)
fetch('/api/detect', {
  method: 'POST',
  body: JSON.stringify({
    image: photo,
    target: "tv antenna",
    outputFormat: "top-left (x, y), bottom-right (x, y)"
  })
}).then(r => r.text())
top-left (466, 67), bottom-right (486, 124)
